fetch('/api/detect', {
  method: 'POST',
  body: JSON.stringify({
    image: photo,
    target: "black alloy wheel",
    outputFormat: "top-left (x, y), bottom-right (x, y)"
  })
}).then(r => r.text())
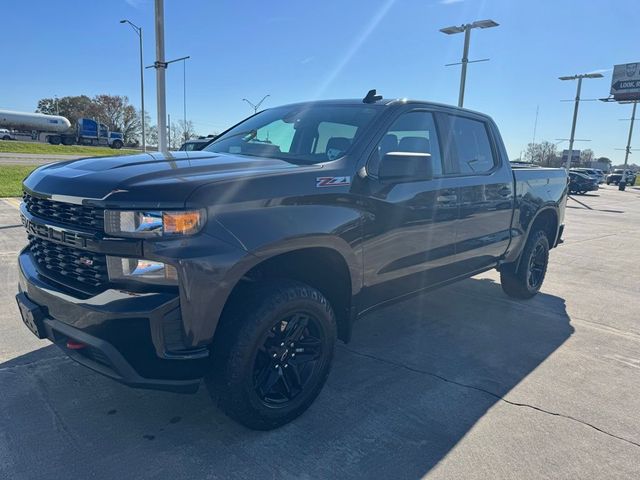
top-left (527, 242), bottom-right (548, 290)
top-left (253, 312), bottom-right (324, 406)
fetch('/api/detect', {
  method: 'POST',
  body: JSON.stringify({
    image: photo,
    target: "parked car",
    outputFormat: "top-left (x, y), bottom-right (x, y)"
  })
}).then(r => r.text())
top-left (0, 128), bottom-right (15, 140)
top-left (569, 171), bottom-right (599, 194)
top-left (179, 135), bottom-right (216, 151)
top-left (16, 93), bottom-right (567, 430)
top-left (572, 168), bottom-right (604, 184)
top-left (606, 169), bottom-right (636, 185)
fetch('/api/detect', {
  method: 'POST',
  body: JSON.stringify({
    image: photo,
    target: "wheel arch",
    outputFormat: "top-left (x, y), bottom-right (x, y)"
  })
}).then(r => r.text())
top-left (215, 242), bottom-right (359, 344)
top-left (528, 207), bottom-right (559, 248)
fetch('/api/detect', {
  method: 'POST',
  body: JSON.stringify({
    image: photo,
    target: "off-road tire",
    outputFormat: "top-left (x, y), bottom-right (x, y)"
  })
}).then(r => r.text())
top-left (205, 280), bottom-right (336, 430)
top-left (500, 230), bottom-right (550, 299)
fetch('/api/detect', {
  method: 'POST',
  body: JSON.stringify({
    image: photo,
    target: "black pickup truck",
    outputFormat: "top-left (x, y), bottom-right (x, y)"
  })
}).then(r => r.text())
top-left (16, 94), bottom-right (567, 430)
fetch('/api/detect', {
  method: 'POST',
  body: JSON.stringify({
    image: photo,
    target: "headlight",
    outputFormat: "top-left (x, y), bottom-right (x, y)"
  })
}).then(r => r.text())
top-left (104, 210), bottom-right (205, 238)
top-left (107, 256), bottom-right (178, 285)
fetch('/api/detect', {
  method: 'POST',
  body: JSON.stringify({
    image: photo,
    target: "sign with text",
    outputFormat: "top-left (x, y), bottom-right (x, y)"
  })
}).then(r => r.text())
top-left (610, 62), bottom-right (640, 101)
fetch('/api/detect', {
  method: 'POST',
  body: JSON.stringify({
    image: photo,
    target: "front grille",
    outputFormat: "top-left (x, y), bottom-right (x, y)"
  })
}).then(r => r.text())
top-left (23, 193), bottom-right (104, 231)
top-left (29, 235), bottom-right (108, 290)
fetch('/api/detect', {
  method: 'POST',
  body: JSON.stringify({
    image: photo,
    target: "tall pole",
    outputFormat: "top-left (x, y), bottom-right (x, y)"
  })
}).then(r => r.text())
top-left (458, 25), bottom-right (471, 108)
top-left (139, 27), bottom-right (146, 152)
top-left (565, 77), bottom-right (583, 170)
top-left (619, 101), bottom-right (637, 190)
top-left (183, 59), bottom-right (187, 142)
top-left (167, 113), bottom-right (171, 149)
top-left (624, 102), bottom-right (637, 166)
top-left (154, 0), bottom-right (168, 152)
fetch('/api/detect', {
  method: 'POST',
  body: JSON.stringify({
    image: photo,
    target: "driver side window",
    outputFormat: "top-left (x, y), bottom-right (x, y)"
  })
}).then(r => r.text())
top-left (369, 111), bottom-right (443, 177)
top-left (252, 120), bottom-right (296, 153)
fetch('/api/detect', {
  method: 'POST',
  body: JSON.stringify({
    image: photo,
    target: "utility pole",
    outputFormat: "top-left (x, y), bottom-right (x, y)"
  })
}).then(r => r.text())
top-left (559, 72), bottom-right (603, 169)
top-left (440, 19), bottom-right (499, 108)
top-left (154, 0), bottom-right (167, 152)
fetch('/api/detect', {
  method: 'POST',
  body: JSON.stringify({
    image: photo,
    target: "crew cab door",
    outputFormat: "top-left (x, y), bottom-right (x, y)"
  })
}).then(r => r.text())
top-left (443, 113), bottom-right (514, 273)
top-left (359, 109), bottom-right (460, 309)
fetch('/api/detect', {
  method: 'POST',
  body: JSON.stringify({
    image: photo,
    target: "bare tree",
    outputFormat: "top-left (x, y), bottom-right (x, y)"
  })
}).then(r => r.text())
top-left (580, 149), bottom-right (595, 166)
top-left (524, 141), bottom-right (557, 166)
top-left (178, 120), bottom-right (197, 142)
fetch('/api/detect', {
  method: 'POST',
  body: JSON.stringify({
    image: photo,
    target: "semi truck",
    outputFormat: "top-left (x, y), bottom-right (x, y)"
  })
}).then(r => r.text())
top-left (0, 109), bottom-right (124, 149)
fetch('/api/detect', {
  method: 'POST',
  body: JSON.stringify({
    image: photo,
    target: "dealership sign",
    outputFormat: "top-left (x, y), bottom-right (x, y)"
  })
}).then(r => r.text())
top-left (610, 62), bottom-right (640, 101)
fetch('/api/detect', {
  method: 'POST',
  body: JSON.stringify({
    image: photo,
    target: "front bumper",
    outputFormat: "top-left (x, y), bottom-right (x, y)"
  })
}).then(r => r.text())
top-left (17, 250), bottom-right (208, 393)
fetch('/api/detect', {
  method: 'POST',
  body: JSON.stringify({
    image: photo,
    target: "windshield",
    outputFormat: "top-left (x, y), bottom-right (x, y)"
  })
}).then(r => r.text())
top-left (204, 104), bottom-right (380, 164)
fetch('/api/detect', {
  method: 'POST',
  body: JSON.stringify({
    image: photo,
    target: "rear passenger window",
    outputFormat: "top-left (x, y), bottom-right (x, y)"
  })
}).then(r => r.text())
top-left (448, 116), bottom-right (496, 174)
top-left (370, 111), bottom-right (443, 177)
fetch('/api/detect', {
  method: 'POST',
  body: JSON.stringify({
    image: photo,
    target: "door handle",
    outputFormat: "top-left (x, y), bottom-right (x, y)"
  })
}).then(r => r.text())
top-left (437, 194), bottom-right (458, 203)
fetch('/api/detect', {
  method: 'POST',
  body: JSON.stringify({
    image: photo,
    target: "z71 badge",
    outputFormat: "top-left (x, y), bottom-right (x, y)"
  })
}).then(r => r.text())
top-left (316, 176), bottom-right (351, 188)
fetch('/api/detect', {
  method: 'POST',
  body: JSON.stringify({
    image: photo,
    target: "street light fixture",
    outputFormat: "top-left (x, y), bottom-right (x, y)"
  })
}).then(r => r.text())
top-left (559, 72), bottom-right (604, 169)
top-left (120, 19), bottom-right (146, 152)
top-left (440, 19), bottom-right (499, 107)
top-left (242, 95), bottom-right (270, 114)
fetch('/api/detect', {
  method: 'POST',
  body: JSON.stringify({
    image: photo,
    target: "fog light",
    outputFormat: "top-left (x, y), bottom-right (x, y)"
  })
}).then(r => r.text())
top-left (107, 257), bottom-right (178, 286)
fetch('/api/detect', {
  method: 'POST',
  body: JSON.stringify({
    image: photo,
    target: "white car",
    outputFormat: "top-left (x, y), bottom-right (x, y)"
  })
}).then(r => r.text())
top-left (0, 128), bottom-right (15, 140)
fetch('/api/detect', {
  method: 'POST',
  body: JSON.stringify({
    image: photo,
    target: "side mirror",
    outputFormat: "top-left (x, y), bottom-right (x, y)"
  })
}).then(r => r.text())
top-left (378, 152), bottom-right (433, 183)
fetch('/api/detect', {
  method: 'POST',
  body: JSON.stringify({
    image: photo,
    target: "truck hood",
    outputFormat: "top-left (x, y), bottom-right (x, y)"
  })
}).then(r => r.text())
top-left (23, 151), bottom-right (320, 208)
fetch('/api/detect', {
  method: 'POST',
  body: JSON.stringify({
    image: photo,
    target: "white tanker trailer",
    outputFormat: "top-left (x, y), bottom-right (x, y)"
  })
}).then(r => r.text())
top-left (0, 110), bottom-right (71, 133)
top-left (0, 109), bottom-right (124, 149)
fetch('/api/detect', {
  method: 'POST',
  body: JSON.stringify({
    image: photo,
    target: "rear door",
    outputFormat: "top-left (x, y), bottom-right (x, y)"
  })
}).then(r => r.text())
top-left (360, 108), bottom-right (460, 309)
top-left (443, 114), bottom-right (514, 273)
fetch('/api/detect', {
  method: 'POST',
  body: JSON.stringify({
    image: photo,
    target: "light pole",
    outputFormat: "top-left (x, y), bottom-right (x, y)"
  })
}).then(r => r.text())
top-left (619, 101), bottom-right (637, 190)
top-left (120, 19), bottom-right (146, 152)
top-left (152, 0), bottom-right (168, 152)
top-left (440, 19), bottom-right (499, 108)
top-left (559, 73), bottom-right (603, 170)
top-left (181, 57), bottom-right (189, 142)
top-left (242, 95), bottom-right (270, 114)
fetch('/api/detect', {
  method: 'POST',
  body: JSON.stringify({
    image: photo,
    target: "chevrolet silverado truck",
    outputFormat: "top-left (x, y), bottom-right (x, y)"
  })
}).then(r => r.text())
top-left (16, 92), bottom-right (567, 430)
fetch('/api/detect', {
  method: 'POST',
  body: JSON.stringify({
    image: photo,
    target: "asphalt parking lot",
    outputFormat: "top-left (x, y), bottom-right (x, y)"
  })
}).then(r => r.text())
top-left (1, 186), bottom-right (639, 479)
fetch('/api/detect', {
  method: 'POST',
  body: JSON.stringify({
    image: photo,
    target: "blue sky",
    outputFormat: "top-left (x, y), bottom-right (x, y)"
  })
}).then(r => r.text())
top-left (2, 0), bottom-right (640, 162)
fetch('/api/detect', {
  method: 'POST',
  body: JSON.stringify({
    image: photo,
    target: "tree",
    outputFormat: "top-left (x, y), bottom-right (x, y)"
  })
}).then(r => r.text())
top-left (524, 141), bottom-right (558, 166)
top-left (580, 149), bottom-right (595, 166)
top-left (177, 119), bottom-right (197, 143)
top-left (35, 94), bottom-right (142, 145)
top-left (168, 121), bottom-right (182, 149)
top-left (91, 94), bottom-right (141, 145)
top-left (36, 95), bottom-right (94, 126)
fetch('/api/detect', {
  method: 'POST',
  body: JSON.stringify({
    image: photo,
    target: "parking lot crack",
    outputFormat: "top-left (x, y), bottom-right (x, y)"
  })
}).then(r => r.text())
top-left (341, 346), bottom-right (640, 449)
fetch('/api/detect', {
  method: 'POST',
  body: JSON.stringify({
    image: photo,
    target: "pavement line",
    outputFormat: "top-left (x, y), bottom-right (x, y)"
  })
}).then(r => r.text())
top-left (341, 345), bottom-right (640, 449)
top-left (1, 198), bottom-right (21, 210)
